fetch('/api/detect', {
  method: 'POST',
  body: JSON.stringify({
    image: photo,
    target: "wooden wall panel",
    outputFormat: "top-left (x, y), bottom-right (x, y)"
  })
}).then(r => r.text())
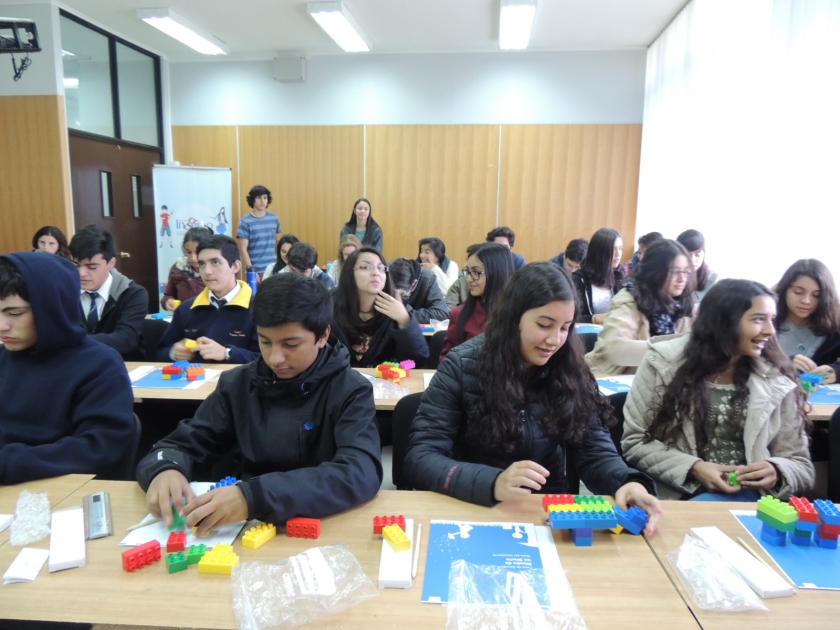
top-left (238, 126), bottom-right (364, 266)
top-left (0, 96), bottom-right (72, 254)
top-left (499, 125), bottom-right (642, 263)
top-left (366, 125), bottom-right (499, 263)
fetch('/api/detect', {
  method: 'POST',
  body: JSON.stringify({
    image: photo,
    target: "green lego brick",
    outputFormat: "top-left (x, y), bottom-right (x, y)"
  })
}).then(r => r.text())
top-left (186, 544), bottom-right (207, 565)
top-left (170, 501), bottom-right (187, 531)
top-left (756, 496), bottom-right (797, 525)
top-left (728, 471), bottom-right (740, 486)
top-left (756, 510), bottom-right (797, 533)
top-left (166, 552), bottom-right (188, 574)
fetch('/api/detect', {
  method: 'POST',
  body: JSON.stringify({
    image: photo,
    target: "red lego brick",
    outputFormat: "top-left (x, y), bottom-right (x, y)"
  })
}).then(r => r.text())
top-left (162, 366), bottom-right (183, 375)
top-left (167, 530), bottom-right (186, 553)
top-left (122, 540), bottom-right (162, 572)
top-left (818, 522), bottom-right (840, 540)
top-left (542, 494), bottom-right (576, 511)
top-left (287, 517), bottom-right (321, 539)
top-left (789, 496), bottom-right (819, 523)
top-left (373, 515), bottom-right (406, 535)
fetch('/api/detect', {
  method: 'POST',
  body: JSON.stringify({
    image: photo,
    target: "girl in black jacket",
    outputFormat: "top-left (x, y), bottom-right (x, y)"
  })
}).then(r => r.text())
top-left (405, 263), bottom-right (661, 534)
top-left (572, 227), bottom-right (628, 323)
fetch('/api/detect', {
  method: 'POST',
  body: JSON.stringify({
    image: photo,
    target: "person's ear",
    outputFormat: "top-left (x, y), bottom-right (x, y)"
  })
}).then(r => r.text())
top-left (318, 326), bottom-right (331, 348)
top-left (231, 260), bottom-right (242, 275)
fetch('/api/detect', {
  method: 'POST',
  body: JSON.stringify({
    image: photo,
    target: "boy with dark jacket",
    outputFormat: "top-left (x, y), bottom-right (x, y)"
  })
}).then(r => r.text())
top-left (0, 253), bottom-right (136, 484)
top-left (137, 273), bottom-right (382, 533)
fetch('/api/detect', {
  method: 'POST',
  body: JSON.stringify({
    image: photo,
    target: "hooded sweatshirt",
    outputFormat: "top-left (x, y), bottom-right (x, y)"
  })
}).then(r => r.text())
top-left (0, 253), bottom-right (136, 484)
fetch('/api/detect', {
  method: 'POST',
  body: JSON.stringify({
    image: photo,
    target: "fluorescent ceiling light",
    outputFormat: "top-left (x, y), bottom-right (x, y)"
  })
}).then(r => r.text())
top-left (137, 8), bottom-right (228, 55)
top-left (63, 77), bottom-right (79, 88)
top-left (500, 0), bottom-right (537, 50)
top-left (61, 49), bottom-right (75, 57)
top-left (307, 2), bottom-right (370, 53)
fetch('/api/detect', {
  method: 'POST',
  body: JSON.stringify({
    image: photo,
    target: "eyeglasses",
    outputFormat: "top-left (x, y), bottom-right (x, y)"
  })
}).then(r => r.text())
top-left (669, 268), bottom-right (692, 278)
top-left (355, 263), bottom-right (388, 274)
top-left (462, 267), bottom-right (486, 281)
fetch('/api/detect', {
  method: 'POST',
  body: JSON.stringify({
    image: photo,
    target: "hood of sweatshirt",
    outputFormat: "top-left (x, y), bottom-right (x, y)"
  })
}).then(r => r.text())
top-left (254, 335), bottom-right (352, 399)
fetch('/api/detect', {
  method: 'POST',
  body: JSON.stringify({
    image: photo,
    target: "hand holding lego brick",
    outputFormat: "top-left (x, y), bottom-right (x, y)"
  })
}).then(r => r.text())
top-left (493, 460), bottom-right (549, 502)
top-left (195, 336), bottom-right (227, 362)
top-left (689, 461), bottom-right (741, 494)
top-left (146, 469), bottom-right (196, 526)
top-left (734, 460), bottom-right (778, 490)
top-left (173, 339), bottom-right (199, 361)
top-left (792, 354), bottom-right (818, 373)
top-left (183, 484), bottom-right (248, 536)
top-left (614, 482), bottom-right (662, 536)
top-left (811, 364), bottom-right (837, 384)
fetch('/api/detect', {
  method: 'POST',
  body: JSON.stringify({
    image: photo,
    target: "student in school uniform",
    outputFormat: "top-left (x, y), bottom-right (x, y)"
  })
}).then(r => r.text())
top-left (404, 263), bottom-right (661, 531)
top-left (0, 253), bottom-right (135, 484)
top-left (628, 232), bottom-right (663, 270)
top-left (572, 227), bottom-right (628, 324)
top-left (69, 224), bottom-right (148, 361)
top-left (445, 243), bottom-right (482, 310)
top-left (773, 259), bottom-right (840, 384)
top-left (340, 198), bottom-right (384, 252)
top-left (486, 226), bottom-right (526, 270)
top-left (622, 279), bottom-right (814, 501)
top-left (31, 225), bottom-right (72, 259)
top-left (161, 226), bottom-right (213, 311)
top-left (137, 273), bottom-right (382, 531)
top-left (237, 185), bottom-right (282, 279)
top-left (325, 234), bottom-right (362, 287)
top-left (276, 242), bottom-right (336, 289)
top-left (548, 238), bottom-right (589, 275)
top-left (439, 243), bottom-right (514, 361)
top-left (388, 258), bottom-right (450, 324)
top-left (417, 237), bottom-right (459, 295)
top-left (586, 239), bottom-right (694, 375)
top-left (263, 234), bottom-right (300, 278)
top-left (676, 229), bottom-right (718, 302)
top-left (330, 247), bottom-right (429, 367)
top-left (156, 234), bottom-right (259, 364)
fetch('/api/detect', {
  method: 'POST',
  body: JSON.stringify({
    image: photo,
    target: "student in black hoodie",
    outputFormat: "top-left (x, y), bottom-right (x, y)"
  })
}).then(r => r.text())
top-left (0, 253), bottom-right (135, 484)
top-left (136, 273), bottom-right (382, 533)
top-left (388, 258), bottom-right (449, 324)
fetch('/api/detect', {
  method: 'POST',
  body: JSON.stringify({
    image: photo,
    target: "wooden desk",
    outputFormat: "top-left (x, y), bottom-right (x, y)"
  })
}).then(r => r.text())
top-left (646, 501), bottom-right (840, 629)
top-left (0, 483), bottom-right (697, 630)
top-left (809, 403), bottom-right (837, 422)
top-left (127, 362), bottom-right (433, 411)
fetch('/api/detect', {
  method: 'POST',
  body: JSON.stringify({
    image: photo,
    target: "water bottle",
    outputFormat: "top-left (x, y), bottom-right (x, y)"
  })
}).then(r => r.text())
top-left (247, 266), bottom-right (258, 295)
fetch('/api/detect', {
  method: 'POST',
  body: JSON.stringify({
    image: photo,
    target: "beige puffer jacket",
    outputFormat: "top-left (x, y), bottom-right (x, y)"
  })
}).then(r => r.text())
top-left (621, 335), bottom-right (814, 500)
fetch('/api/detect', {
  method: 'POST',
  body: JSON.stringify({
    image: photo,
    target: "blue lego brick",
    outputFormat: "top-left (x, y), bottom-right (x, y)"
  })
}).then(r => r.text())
top-left (815, 535), bottom-right (838, 550)
top-left (789, 532), bottom-right (812, 546)
top-left (613, 506), bottom-right (648, 536)
top-left (171, 360), bottom-right (191, 369)
top-left (208, 476), bottom-right (238, 491)
top-left (795, 520), bottom-right (818, 533)
top-left (571, 528), bottom-right (593, 547)
top-left (760, 522), bottom-right (787, 546)
top-left (814, 500), bottom-right (840, 526)
top-left (549, 511), bottom-right (617, 530)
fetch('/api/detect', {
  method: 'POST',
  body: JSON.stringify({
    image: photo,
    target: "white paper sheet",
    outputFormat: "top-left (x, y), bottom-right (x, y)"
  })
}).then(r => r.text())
top-left (0, 514), bottom-right (13, 534)
top-left (4, 548), bottom-right (50, 584)
top-left (127, 365), bottom-right (156, 382)
top-left (423, 372), bottom-right (433, 390)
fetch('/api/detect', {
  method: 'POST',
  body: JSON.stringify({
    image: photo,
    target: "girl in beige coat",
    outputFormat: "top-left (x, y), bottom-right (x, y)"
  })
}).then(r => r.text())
top-left (622, 279), bottom-right (814, 501)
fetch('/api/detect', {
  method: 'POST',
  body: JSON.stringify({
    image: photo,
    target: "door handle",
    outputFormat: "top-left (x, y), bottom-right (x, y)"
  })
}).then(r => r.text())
top-left (120, 252), bottom-right (131, 258)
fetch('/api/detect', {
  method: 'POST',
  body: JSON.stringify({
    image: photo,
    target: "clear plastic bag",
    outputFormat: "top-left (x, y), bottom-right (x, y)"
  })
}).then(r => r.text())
top-left (430, 318), bottom-right (450, 332)
top-left (371, 379), bottom-right (409, 401)
top-left (667, 535), bottom-right (768, 612)
top-left (446, 560), bottom-right (588, 630)
top-left (230, 544), bottom-right (378, 629)
top-left (9, 490), bottom-right (50, 546)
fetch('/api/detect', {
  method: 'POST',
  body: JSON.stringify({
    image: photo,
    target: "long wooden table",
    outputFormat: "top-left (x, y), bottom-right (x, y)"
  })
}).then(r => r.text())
top-left (127, 362), bottom-right (433, 411)
top-left (0, 481), bottom-right (696, 630)
top-left (646, 501), bottom-right (840, 630)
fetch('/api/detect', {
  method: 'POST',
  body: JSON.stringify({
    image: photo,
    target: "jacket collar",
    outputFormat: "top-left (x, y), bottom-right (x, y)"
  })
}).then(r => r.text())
top-left (192, 280), bottom-right (252, 309)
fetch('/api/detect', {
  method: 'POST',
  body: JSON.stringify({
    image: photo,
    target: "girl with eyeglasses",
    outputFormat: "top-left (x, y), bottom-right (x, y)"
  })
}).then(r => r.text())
top-left (405, 263), bottom-right (662, 531)
top-left (331, 247), bottom-right (429, 367)
top-left (439, 243), bottom-right (515, 362)
top-left (622, 279), bottom-right (814, 501)
top-left (572, 227), bottom-right (628, 324)
top-left (586, 239), bottom-right (695, 375)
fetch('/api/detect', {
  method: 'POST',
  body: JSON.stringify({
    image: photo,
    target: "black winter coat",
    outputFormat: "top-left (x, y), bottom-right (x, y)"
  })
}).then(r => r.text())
top-left (571, 268), bottom-right (623, 324)
top-left (136, 338), bottom-right (382, 523)
top-left (810, 332), bottom-right (840, 382)
top-left (404, 335), bottom-right (654, 506)
top-left (405, 260), bottom-right (450, 323)
top-left (331, 312), bottom-right (430, 368)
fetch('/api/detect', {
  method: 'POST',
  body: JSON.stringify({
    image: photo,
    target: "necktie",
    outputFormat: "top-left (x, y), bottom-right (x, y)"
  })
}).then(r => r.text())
top-left (211, 296), bottom-right (227, 309)
top-left (85, 292), bottom-right (100, 331)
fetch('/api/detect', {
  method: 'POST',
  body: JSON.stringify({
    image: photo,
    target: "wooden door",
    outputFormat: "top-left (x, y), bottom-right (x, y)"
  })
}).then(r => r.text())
top-left (69, 132), bottom-right (161, 311)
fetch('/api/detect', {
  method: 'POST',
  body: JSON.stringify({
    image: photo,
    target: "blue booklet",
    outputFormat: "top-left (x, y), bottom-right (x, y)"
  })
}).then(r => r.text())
top-left (807, 384), bottom-right (840, 405)
top-left (596, 376), bottom-right (635, 395)
top-left (575, 324), bottom-right (603, 335)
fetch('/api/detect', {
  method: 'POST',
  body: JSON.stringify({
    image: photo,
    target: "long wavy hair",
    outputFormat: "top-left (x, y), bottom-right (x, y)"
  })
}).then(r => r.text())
top-left (676, 229), bottom-right (712, 291)
top-left (774, 259), bottom-right (840, 338)
top-left (630, 239), bottom-right (695, 320)
top-left (458, 243), bottom-right (515, 343)
top-left (32, 226), bottom-right (72, 259)
top-left (268, 234), bottom-right (300, 276)
top-left (470, 262), bottom-right (615, 452)
top-left (581, 227), bottom-right (625, 289)
top-left (644, 279), bottom-right (810, 452)
top-left (333, 247), bottom-right (394, 334)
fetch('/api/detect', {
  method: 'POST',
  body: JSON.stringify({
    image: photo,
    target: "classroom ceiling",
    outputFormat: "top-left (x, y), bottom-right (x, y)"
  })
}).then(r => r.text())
top-left (9, 0), bottom-right (688, 60)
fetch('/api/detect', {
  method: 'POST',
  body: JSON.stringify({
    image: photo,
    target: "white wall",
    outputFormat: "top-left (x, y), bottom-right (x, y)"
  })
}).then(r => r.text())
top-left (0, 2), bottom-right (63, 96)
top-left (169, 50), bottom-right (646, 126)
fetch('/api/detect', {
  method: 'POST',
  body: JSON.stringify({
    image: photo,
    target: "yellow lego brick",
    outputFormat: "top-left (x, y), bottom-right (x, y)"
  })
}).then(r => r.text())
top-left (242, 523), bottom-right (276, 550)
top-left (162, 374), bottom-right (172, 380)
top-left (547, 504), bottom-right (582, 513)
top-left (382, 524), bottom-right (411, 552)
top-left (197, 543), bottom-right (240, 575)
top-left (184, 339), bottom-right (198, 350)
top-left (610, 525), bottom-right (624, 535)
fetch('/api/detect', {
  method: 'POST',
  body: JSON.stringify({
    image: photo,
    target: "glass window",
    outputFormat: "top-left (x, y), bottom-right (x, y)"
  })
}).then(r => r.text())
top-left (117, 43), bottom-right (158, 146)
top-left (100, 171), bottom-right (113, 217)
top-left (131, 175), bottom-right (143, 218)
top-left (61, 15), bottom-right (114, 138)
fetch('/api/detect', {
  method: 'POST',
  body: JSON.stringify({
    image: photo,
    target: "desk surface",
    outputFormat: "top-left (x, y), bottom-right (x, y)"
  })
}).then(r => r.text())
top-left (646, 501), bottom-right (840, 630)
top-left (0, 482), bottom-right (696, 630)
top-left (127, 362), bottom-right (432, 411)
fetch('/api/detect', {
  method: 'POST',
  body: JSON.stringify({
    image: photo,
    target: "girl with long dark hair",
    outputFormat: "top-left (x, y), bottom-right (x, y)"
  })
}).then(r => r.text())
top-left (161, 226), bottom-right (213, 311)
top-left (586, 239), bottom-right (694, 375)
top-left (622, 279), bottom-right (814, 500)
top-left (774, 259), bottom-right (840, 384)
top-left (418, 237), bottom-right (458, 295)
top-left (31, 226), bottom-right (71, 259)
top-left (264, 234), bottom-right (300, 277)
top-left (340, 198), bottom-right (384, 252)
top-left (405, 263), bottom-right (662, 531)
top-left (676, 229), bottom-right (718, 302)
top-left (331, 247), bottom-right (428, 367)
top-left (572, 227), bottom-right (628, 323)
top-left (439, 243), bottom-right (514, 361)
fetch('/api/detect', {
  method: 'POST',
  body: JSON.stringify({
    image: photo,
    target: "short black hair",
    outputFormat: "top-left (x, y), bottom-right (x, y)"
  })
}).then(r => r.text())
top-left (486, 226), bottom-right (516, 248)
top-left (197, 234), bottom-right (240, 267)
top-left (418, 237), bottom-right (446, 263)
top-left (253, 273), bottom-right (332, 339)
top-left (466, 243), bottom-right (483, 258)
top-left (246, 185), bottom-right (272, 209)
top-left (69, 224), bottom-right (117, 262)
top-left (564, 238), bottom-right (589, 263)
top-left (638, 232), bottom-right (663, 248)
top-left (182, 226), bottom-right (213, 248)
top-left (287, 242), bottom-right (318, 272)
top-left (0, 257), bottom-right (28, 301)
top-left (388, 258), bottom-right (416, 291)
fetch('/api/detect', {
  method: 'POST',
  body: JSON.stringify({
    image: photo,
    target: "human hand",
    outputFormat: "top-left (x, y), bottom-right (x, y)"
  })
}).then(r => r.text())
top-left (420, 262), bottom-right (436, 271)
top-left (689, 461), bottom-right (740, 493)
top-left (146, 469), bottom-right (196, 526)
top-left (735, 461), bottom-right (778, 490)
top-left (375, 291), bottom-right (411, 328)
top-left (614, 481), bottom-right (663, 536)
top-left (811, 365), bottom-right (837, 384)
top-left (182, 485), bottom-right (249, 536)
top-left (591, 313), bottom-right (606, 325)
top-left (173, 340), bottom-right (198, 361)
top-left (197, 336), bottom-right (227, 361)
top-left (792, 354), bottom-right (818, 373)
top-left (162, 297), bottom-right (175, 312)
top-left (493, 461), bottom-right (549, 502)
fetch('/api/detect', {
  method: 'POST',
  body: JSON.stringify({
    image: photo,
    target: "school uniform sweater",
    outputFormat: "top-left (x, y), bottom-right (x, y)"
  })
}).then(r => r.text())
top-left (155, 281), bottom-right (260, 364)
top-left (87, 268), bottom-right (148, 360)
top-left (0, 253), bottom-right (136, 484)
